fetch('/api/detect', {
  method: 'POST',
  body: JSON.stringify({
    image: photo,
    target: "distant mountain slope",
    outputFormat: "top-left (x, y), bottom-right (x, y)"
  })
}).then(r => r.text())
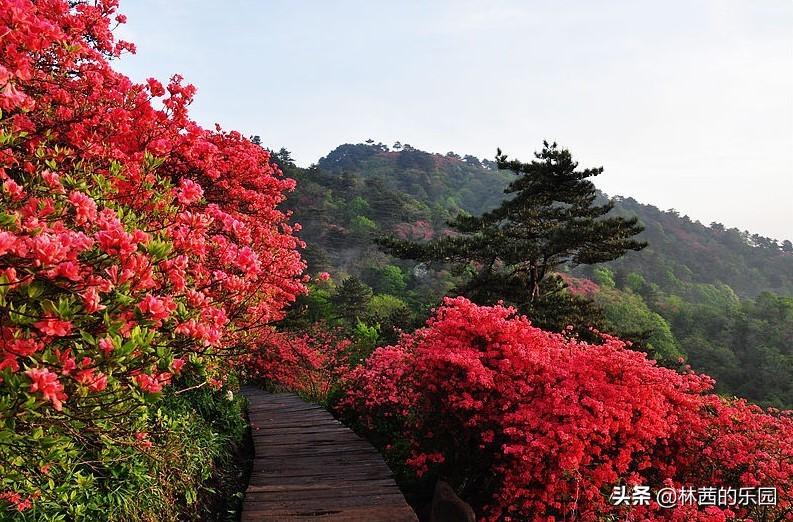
top-left (296, 142), bottom-right (793, 299)
top-left (604, 196), bottom-right (793, 298)
top-left (317, 143), bottom-right (513, 216)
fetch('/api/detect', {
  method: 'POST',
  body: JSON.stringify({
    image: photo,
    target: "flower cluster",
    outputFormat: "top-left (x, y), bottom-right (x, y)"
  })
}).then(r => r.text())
top-left (394, 220), bottom-right (435, 241)
top-left (0, 0), bottom-right (304, 514)
top-left (558, 272), bottom-right (601, 298)
top-left (339, 297), bottom-right (793, 521)
top-left (245, 326), bottom-right (352, 402)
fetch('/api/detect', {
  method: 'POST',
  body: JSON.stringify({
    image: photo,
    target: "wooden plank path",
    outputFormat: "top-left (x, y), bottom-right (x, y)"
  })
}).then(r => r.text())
top-left (241, 386), bottom-right (418, 521)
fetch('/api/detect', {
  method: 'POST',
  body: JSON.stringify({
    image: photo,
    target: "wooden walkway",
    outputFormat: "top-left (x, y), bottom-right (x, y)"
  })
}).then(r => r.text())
top-left (241, 386), bottom-right (418, 521)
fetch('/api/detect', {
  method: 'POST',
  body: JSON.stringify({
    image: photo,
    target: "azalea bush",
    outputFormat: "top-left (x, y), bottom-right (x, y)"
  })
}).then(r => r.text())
top-left (0, 0), bottom-right (303, 517)
top-left (244, 324), bottom-right (352, 404)
top-left (339, 297), bottom-right (793, 521)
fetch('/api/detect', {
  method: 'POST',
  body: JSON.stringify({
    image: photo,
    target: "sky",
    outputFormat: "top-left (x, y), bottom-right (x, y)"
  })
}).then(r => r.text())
top-left (115, 1), bottom-right (793, 241)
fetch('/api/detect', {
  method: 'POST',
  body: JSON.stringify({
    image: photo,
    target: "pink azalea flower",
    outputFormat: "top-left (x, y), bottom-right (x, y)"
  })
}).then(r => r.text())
top-left (25, 368), bottom-right (67, 411)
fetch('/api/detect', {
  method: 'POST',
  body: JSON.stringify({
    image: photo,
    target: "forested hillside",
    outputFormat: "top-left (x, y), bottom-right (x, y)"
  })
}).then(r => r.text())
top-left (317, 142), bottom-right (513, 216)
top-left (601, 196), bottom-right (793, 297)
top-left (295, 142), bottom-right (793, 298)
top-left (276, 142), bottom-right (793, 407)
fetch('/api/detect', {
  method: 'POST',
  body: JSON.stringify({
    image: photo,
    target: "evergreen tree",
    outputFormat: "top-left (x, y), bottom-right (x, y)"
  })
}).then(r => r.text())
top-left (463, 154), bottom-right (482, 167)
top-left (378, 141), bottom-right (647, 331)
top-left (331, 277), bottom-right (373, 323)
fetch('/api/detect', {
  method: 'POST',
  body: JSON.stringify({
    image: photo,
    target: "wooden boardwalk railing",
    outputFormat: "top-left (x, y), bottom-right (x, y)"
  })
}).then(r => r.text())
top-left (240, 386), bottom-right (418, 521)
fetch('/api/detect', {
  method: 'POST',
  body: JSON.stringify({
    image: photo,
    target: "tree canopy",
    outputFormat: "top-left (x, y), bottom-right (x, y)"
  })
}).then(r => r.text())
top-left (379, 142), bottom-right (646, 330)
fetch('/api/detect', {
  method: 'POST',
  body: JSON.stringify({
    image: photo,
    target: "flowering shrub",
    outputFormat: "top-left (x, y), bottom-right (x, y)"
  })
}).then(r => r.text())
top-left (0, 0), bottom-right (303, 517)
top-left (245, 325), bottom-right (352, 403)
top-left (557, 272), bottom-right (600, 298)
top-left (394, 220), bottom-right (434, 241)
top-left (339, 297), bottom-right (793, 521)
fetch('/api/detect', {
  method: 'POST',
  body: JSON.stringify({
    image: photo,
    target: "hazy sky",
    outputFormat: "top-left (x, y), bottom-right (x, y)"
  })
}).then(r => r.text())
top-left (115, 1), bottom-right (793, 240)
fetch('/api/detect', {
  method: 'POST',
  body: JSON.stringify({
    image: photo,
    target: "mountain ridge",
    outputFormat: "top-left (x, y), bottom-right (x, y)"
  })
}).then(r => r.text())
top-left (289, 141), bottom-right (793, 299)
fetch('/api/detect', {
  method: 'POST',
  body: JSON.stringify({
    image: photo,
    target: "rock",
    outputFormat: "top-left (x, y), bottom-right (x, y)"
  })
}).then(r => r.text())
top-left (430, 480), bottom-right (476, 522)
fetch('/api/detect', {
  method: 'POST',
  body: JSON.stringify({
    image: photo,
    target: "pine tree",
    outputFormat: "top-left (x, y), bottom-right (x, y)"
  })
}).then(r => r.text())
top-left (378, 141), bottom-right (647, 331)
top-left (331, 277), bottom-right (373, 323)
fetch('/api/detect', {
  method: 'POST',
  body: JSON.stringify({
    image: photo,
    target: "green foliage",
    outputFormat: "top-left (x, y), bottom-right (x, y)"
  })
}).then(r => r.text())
top-left (365, 294), bottom-right (413, 345)
top-left (276, 283), bottom-right (336, 332)
top-left (367, 294), bottom-right (409, 321)
top-left (318, 143), bottom-right (514, 216)
top-left (584, 271), bottom-right (793, 406)
top-left (330, 277), bottom-right (373, 323)
top-left (659, 292), bottom-right (793, 408)
top-left (599, 196), bottom-right (793, 298)
top-left (349, 215), bottom-right (378, 237)
top-left (0, 382), bottom-right (247, 521)
top-left (593, 267), bottom-right (616, 288)
top-left (364, 265), bottom-right (408, 295)
top-left (349, 321), bottom-right (380, 366)
top-left (683, 282), bottom-right (740, 311)
top-left (347, 196), bottom-right (370, 218)
top-left (378, 142), bottom-right (646, 334)
top-left (625, 272), bottom-right (646, 293)
top-left (595, 287), bottom-right (682, 362)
